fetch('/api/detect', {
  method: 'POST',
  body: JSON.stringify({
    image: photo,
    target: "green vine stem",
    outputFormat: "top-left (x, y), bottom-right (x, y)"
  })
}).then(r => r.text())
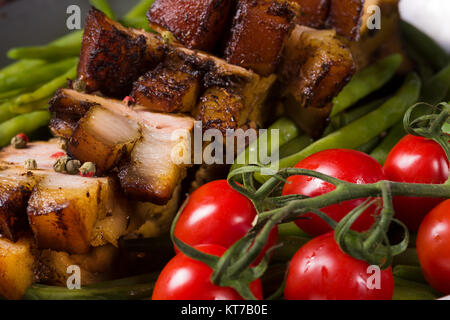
top-left (170, 103), bottom-right (450, 300)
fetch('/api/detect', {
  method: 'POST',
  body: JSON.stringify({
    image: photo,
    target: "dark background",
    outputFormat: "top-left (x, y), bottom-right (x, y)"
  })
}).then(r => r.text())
top-left (0, 0), bottom-right (141, 67)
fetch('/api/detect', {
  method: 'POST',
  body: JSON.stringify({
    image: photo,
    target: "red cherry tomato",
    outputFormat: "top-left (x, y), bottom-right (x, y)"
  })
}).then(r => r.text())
top-left (174, 180), bottom-right (278, 264)
top-left (152, 244), bottom-right (263, 300)
top-left (282, 149), bottom-right (386, 236)
top-left (417, 200), bottom-right (450, 294)
top-left (284, 232), bottom-right (394, 300)
top-left (384, 135), bottom-right (449, 231)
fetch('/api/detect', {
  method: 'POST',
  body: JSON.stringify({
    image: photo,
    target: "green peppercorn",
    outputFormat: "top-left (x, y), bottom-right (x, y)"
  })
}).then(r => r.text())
top-left (53, 156), bottom-right (69, 173)
top-left (161, 31), bottom-right (174, 45)
top-left (73, 79), bottom-right (87, 92)
top-left (79, 162), bottom-right (96, 177)
top-left (24, 159), bottom-right (37, 170)
top-left (11, 135), bottom-right (27, 149)
top-left (66, 160), bottom-right (81, 175)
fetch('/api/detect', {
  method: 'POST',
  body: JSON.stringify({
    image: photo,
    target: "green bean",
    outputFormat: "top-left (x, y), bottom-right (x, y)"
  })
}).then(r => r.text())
top-left (324, 98), bottom-right (386, 136)
top-left (0, 86), bottom-right (39, 101)
top-left (393, 265), bottom-right (427, 285)
top-left (0, 58), bottom-right (77, 93)
top-left (404, 42), bottom-right (434, 81)
top-left (8, 43), bottom-right (81, 61)
top-left (278, 134), bottom-right (314, 159)
top-left (393, 277), bottom-right (441, 300)
top-left (393, 248), bottom-right (420, 267)
top-left (0, 111), bottom-right (51, 147)
top-left (0, 103), bottom-right (16, 123)
top-left (24, 281), bottom-right (155, 300)
top-left (7, 65), bottom-right (77, 113)
top-left (85, 272), bottom-right (160, 289)
top-left (231, 117), bottom-right (300, 172)
top-left (422, 63), bottom-right (450, 105)
top-left (278, 222), bottom-right (311, 238)
top-left (356, 136), bottom-right (381, 154)
top-left (90, 0), bottom-right (115, 19)
top-left (272, 235), bottom-right (311, 262)
top-left (0, 60), bottom-right (45, 80)
top-left (400, 20), bottom-right (449, 71)
top-left (122, 16), bottom-right (152, 31)
top-left (50, 30), bottom-right (83, 46)
top-left (330, 54), bottom-right (403, 117)
top-left (370, 121), bottom-right (406, 165)
top-left (256, 73), bottom-right (421, 182)
top-left (124, 0), bottom-right (155, 20)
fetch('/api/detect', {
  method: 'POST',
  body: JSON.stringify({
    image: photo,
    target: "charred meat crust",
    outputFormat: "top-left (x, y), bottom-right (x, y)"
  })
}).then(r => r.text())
top-left (280, 27), bottom-right (355, 137)
top-left (326, 0), bottom-right (365, 41)
top-left (130, 62), bottom-right (201, 113)
top-left (0, 180), bottom-right (33, 241)
top-left (223, 0), bottom-right (298, 76)
top-left (147, 0), bottom-right (233, 51)
top-left (77, 7), bottom-right (163, 98)
top-left (49, 118), bottom-right (77, 140)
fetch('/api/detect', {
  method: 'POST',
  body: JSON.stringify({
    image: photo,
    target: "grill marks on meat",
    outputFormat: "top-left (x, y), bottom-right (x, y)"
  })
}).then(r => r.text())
top-left (77, 7), bottom-right (166, 98)
top-left (51, 89), bottom-right (195, 205)
top-left (223, 0), bottom-right (298, 76)
top-left (279, 26), bottom-right (355, 137)
top-left (147, 0), bottom-right (233, 51)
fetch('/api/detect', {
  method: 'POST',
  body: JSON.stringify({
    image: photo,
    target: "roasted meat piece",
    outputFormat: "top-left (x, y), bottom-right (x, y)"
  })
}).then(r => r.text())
top-left (130, 62), bottom-right (201, 113)
top-left (77, 7), bottom-right (166, 98)
top-left (293, 0), bottom-right (330, 28)
top-left (147, 0), bottom-right (233, 51)
top-left (279, 26), bottom-right (355, 137)
top-left (223, 0), bottom-right (298, 76)
top-left (51, 89), bottom-right (195, 205)
top-left (0, 236), bottom-right (36, 300)
top-left (326, 0), bottom-right (365, 41)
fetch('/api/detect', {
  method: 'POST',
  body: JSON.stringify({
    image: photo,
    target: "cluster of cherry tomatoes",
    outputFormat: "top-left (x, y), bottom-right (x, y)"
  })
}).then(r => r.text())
top-left (152, 134), bottom-right (450, 300)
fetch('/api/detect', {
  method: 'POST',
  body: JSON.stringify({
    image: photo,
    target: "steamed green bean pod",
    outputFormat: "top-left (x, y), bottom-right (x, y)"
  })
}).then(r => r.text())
top-left (330, 54), bottom-right (402, 117)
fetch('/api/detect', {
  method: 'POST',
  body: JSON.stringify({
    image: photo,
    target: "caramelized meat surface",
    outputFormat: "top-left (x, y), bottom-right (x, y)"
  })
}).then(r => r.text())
top-left (280, 26), bottom-right (355, 137)
top-left (223, 0), bottom-right (298, 76)
top-left (77, 7), bottom-right (165, 98)
top-left (326, 0), bottom-right (365, 40)
top-left (147, 0), bottom-right (233, 51)
top-left (131, 62), bottom-right (201, 113)
top-left (293, 0), bottom-right (330, 28)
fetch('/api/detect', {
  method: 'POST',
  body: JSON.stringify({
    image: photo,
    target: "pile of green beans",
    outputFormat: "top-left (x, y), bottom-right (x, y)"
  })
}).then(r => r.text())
top-left (0, 0), bottom-right (154, 148)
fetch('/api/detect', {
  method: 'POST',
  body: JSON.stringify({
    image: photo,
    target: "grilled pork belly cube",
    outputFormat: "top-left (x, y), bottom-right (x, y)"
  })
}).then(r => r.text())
top-left (147, 0), bottom-right (232, 51)
top-left (77, 7), bottom-right (165, 98)
top-left (326, 0), bottom-right (365, 41)
top-left (293, 0), bottom-right (330, 28)
top-left (54, 89), bottom-right (195, 205)
top-left (118, 111), bottom-right (195, 204)
top-left (27, 173), bottom-right (117, 254)
top-left (0, 169), bottom-right (36, 241)
top-left (347, 0), bottom-right (406, 70)
top-left (49, 118), bottom-right (77, 140)
top-left (68, 106), bottom-right (141, 175)
top-left (38, 245), bottom-right (119, 286)
top-left (0, 236), bottom-right (36, 300)
top-left (130, 63), bottom-right (201, 113)
top-left (223, 0), bottom-right (298, 76)
top-left (280, 26), bottom-right (355, 137)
